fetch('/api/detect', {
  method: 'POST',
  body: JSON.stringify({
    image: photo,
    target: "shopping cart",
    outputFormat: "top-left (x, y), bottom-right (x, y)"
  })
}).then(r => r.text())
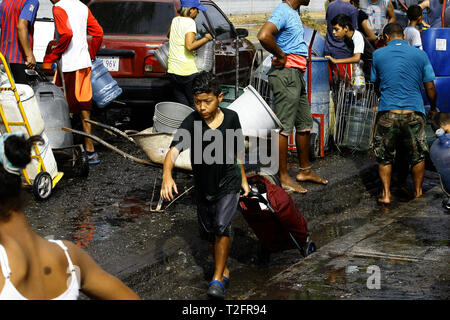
top-left (333, 66), bottom-right (379, 153)
top-left (0, 53), bottom-right (63, 200)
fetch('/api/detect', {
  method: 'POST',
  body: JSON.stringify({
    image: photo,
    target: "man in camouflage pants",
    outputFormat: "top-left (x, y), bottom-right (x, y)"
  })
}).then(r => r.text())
top-left (371, 23), bottom-right (437, 204)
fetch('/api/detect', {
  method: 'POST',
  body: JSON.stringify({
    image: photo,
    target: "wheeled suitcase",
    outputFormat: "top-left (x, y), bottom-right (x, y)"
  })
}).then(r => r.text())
top-left (239, 174), bottom-right (316, 258)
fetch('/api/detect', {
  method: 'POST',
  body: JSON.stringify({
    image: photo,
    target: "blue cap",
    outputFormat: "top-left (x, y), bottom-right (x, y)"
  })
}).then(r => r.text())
top-left (180, 0), bottom-right (207, 11)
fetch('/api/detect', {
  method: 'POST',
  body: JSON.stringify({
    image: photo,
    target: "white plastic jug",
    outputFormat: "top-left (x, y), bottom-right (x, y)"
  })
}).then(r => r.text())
top-left (25, 132), bottom-right (58, 182)
top-left (0, 84), bottom-right (45, 136)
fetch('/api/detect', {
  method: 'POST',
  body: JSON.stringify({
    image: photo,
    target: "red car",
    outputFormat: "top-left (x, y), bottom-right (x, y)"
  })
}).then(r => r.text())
top-left (87, 0), bottom-right (256, 107)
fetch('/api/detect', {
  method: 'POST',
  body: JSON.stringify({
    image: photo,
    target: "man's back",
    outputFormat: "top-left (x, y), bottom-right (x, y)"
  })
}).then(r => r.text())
top-left (371, 39), bottom-right (435, 113)
top-left (324, 0), bottom-right (359, 58)
top-left (0, 0), bottom-right (38, 64)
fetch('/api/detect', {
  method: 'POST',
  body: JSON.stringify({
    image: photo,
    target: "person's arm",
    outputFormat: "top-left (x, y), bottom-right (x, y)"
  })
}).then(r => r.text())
top-left (419, 0), bottom-right (430, 10)
top-left (257, 21), bottom-right (286, 68)
top-left (362, 19), bottom-right (377, 42)
top-left (64, 241), bottom-right (140, 300)
top-left (240, 163), bottom-right (250, 197)
top-left (185, 32), bottom-right (213, 51)
top-left (86, 9), bottom-right (103, 60)
top-left (325, 53), bottom-right (361, 64)
top-left (43, 6), bottom-right (73, 65)
top-left (424, 81), bottom-right (437, 118)
top-left (17, 19), bottom-right (36, 69)
top-left (386, 1), bottom-right (396, 24)
top-left (161, 146), bottom-right (180, 201)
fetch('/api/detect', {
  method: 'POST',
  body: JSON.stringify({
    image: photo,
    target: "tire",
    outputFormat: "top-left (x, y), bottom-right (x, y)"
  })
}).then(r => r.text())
top-left (309, 132), bottom-right (319, 161)
top-left (33, 172), bottom-right (52, 201)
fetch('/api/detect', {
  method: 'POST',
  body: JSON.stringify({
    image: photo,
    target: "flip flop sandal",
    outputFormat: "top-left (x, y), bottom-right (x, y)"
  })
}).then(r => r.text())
top-left (206, 280), bottom-right (225, 300)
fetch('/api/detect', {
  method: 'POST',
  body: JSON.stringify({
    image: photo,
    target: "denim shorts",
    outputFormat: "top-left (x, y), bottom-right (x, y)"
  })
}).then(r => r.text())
top-left (372, 111), bottom-right (428, 166)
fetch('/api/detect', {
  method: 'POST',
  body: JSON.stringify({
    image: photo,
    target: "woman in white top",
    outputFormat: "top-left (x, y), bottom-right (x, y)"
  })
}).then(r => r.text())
top-left (0, 133), bottom-right (140, 300)
top-left (167, 0), bottom-right (213, 108)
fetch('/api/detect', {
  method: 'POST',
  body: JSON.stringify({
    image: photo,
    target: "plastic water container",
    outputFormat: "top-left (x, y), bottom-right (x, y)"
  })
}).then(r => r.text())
top-left (154, 42), bottom-right (169, 71)
top-left (0, 84), bottom-right (45, 136)
top-left (228, 85), bottom-right (282, 137)
top-left (421, 28), bottom-right (450, 76)
top-left (25, 132), bottom-right (58, 182)
top-left (195, 41), bottom-right (214, 72)
top-left (342, 105), bottom-right (375, 151)
top-left (33, 82), bottom-right (73, 149)
top-left (91, 59), bottom-right (122, 108)
top-left (311, 101), bottom-right (330, 150)
top-left (303, 26), bottom-right (325, 57)
top-left (430, 129), bottom-right (450, 192)
top-left (421, 76), bottom-right (450, 113)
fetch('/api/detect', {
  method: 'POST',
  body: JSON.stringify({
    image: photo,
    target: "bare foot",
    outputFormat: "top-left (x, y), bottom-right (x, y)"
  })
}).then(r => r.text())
top-left (280, 175), bottom-right (308, 194)
top-left (377, 191), bottom-right (391, 204)
top-left (414, 190), bottom-right (423, 198)
top-left (296, 169), bottom-right (328, 185)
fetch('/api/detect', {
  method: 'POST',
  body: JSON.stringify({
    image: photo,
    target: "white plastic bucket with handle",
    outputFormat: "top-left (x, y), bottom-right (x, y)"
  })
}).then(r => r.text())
top-left (227, 85), bottom-right (282, 137)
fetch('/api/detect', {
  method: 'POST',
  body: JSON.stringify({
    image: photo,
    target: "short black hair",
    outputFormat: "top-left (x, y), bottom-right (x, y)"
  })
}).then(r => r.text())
top-left (331, 14), bottom-right (355, 31)
top-left (407, 5), bottom-right (423, 21)
top-left (383, 23), bottom-right (404, 37)
top-left (0, 135), bottom-right (43, 220)
top-left (192, 71), bottom-right (222, 97)
top-left (350, 0), bottom-right (360, 7)
top-left (432, 112), bottom-right (450, 131)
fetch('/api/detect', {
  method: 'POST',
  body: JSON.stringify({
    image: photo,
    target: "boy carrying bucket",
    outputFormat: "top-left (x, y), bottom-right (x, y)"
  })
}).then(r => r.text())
top-left (160, 71), bottom-right (250, 299)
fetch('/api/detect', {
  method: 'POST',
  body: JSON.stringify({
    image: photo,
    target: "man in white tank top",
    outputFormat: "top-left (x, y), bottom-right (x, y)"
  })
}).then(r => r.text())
top-left (43, 0), bottom-right (103, 164)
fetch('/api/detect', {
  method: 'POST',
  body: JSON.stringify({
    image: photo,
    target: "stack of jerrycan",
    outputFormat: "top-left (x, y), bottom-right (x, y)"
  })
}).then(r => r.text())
top-left (0, 83), bottom-right (58, 182)
top-left (421, 28), bottom-right (450, 112)
top-left (91, 59), bottom-right (122, 108)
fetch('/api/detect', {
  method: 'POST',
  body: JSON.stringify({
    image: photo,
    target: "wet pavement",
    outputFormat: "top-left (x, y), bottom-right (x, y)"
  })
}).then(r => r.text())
top-left (23, 114), bottom-right (449, 300)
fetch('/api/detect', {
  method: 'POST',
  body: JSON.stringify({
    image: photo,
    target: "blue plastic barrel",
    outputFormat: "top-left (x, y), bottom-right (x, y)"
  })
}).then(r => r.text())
top-left (91, 59), bottom-right (123, 108)
top-left (421, 76), bottom-right (450, 112)
top-left (303, 26), bottom-right (325, 57)
top-left (304, 57), bottom-right (331, 150)
top-left (421, 28), bottom-right (450, 76)
top-left (430, 129), bottom-right (450, 192)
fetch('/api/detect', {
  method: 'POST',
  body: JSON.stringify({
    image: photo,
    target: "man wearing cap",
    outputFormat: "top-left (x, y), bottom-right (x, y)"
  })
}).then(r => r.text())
top-left (167, 0), bottom-right (213, 108)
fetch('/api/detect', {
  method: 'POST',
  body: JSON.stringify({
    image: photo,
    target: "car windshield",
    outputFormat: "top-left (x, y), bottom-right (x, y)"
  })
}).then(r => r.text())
top-left (89, 1), bottom-right (175, 35)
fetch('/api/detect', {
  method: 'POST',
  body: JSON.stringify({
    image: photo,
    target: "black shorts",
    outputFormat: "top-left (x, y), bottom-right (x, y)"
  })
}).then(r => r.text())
top-left (196, 193), bottom-right (239, 242)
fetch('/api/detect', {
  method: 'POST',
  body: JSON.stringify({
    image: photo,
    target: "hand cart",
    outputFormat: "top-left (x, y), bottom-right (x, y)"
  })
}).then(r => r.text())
top-left (332, 66), bottom-right (379, 153)
top-left (0, 53), bottom-right (63, 200)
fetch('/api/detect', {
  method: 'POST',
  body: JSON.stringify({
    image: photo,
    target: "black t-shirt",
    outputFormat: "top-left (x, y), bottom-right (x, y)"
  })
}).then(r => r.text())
top-left (170, 108), bottom-right (243, 201)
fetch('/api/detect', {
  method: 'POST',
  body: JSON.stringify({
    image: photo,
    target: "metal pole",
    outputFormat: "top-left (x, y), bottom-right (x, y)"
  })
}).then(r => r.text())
top-left (235, 35), bottom-right (240, 99)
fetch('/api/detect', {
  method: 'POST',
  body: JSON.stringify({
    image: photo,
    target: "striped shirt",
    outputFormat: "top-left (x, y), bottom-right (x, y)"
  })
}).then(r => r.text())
top-left (0, 0), bottom-right (39, 64)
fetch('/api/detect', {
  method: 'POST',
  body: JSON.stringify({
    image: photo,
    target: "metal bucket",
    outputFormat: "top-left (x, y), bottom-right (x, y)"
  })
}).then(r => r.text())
top-left (153, 101), bottom-right (193, 133)
top-left (154, 42), bottom-right (169, 71)
top-left (227, 85), bottom-right (282, 137)
top-left (33, 82), bottom-right (73, 149)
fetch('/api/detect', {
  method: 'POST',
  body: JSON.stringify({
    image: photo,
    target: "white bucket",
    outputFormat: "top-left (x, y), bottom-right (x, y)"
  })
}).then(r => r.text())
top-left (227, 85), bottom-right (282, 137)
top-left (0, 84), bottom-right (45, 136)
top-left (25, 132), bottom-right (58, 182)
